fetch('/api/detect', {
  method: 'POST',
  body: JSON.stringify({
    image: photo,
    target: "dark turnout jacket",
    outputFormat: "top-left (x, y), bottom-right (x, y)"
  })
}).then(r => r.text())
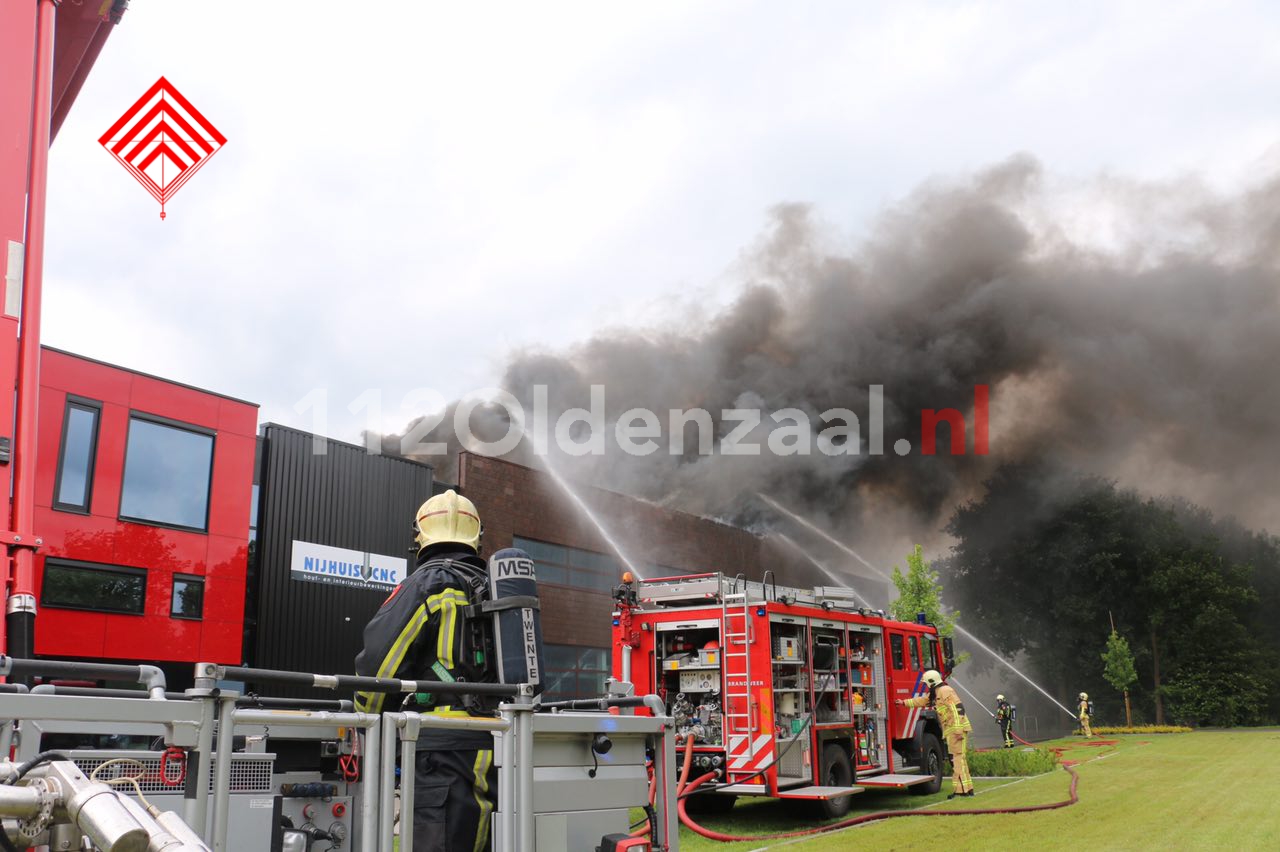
top-left (354, 549), bottom-right (494, 750)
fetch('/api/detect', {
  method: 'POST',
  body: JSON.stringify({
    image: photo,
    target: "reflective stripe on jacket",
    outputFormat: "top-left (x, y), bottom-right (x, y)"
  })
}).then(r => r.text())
top-left (353, 550), bottom-right (492, 750)
top-left (905, 684), bottom-right (973, 734)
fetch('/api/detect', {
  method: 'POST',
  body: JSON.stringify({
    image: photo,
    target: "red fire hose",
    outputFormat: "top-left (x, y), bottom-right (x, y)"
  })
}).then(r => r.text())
top-left (677, 766), bottom-right (1079, 842)
top-left (675, 735), bottom-right (694, 795)
top-left (676, 739), bottom-right (1119, 844)
top-left (973, 729), bottom-right (1036, 752)
top-left (632, 734), bottom-right (697, 838)
top-left (1011, 729), bottom-right (1038, 747)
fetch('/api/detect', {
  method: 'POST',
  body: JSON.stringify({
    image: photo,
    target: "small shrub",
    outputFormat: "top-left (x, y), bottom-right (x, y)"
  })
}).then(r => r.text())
top-left (1092, 725), bottom-right (1192, 735)
top-left (963, 747), bottom-right (1058, 777)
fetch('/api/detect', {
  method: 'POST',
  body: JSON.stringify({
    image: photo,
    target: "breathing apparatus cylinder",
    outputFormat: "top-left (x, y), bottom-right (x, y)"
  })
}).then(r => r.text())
top-left (487, 548), bottom-right (546, 695)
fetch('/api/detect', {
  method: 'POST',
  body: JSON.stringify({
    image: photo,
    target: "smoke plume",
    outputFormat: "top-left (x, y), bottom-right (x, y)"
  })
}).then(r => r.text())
top-left (385, 155), bottom-right (1280, 562)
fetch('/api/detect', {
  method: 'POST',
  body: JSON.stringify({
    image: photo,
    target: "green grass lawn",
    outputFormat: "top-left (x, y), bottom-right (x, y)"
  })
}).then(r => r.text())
top-left (667, 730), bottom-right (1280, 851)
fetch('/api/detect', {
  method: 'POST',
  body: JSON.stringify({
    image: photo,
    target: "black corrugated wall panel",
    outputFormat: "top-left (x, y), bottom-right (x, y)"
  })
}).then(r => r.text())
top-left (248, 423), bottom-right (433, 698)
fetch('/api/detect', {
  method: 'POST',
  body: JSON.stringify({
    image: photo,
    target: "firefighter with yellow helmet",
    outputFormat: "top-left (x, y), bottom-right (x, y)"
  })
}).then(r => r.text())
top-left (995, 694), bottom-right (1015, 748)
top-left (1078, 692), bottom-right (1093, 737)
top-left (896, 670), bottom-right (974, 798)
top-left (355, 490), bottom-right (496, 852)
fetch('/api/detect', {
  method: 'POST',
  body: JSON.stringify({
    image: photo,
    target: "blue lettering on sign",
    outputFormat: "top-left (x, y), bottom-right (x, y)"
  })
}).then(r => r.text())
top-left (298, 551), bottom-right (398, 586)
top-left (296, 550), bottom-right (396, 583)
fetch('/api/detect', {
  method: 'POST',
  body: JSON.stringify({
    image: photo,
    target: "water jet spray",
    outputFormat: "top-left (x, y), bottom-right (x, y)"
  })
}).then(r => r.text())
top-left (462, 412), bottom-right (645, 578)
top-left (757, 491), bottom-right (1079, 721)
top-left (771, 531), bottom-right (872, 607)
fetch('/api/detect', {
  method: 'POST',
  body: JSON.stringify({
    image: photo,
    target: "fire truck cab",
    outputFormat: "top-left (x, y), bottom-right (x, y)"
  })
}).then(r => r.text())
top-left (612, 572), bottom-right (956, 817)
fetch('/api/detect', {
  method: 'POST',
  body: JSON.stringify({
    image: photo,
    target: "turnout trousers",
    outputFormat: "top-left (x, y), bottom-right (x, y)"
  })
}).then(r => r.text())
top-left (944, 728), bottom-right (973, 794)
top-left (1080, 714), bottom-right (1092, 738)
top-left (413, 749), bottom-right (498, 852)
top-left (999, 718), bottom-right (1015, 747)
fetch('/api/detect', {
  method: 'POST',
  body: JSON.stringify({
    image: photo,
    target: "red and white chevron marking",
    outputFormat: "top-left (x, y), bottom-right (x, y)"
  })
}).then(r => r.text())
top-left (100, 77), bottom-right (226, 219)
top-left (728, 733), bottom-right (775, 771)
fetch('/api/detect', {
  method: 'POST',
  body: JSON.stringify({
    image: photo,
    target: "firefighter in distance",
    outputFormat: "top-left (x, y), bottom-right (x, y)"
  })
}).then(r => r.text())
top-left (355, 490), bottom-right (498, 852)
top-left (995, 694), bottom-right (1015, 748)
top-left (1078, 692), bottom-right (1093, 737)
top-left (897, 669), bottom-right (973, 798)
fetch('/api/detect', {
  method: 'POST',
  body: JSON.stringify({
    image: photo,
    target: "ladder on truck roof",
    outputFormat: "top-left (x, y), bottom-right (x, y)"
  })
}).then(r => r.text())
top-left (636, 572), bottom-right (887, 617)
top-left (640, 572), bottom-right (813, 608)
top-left (720, 589), bottom-right (759, 775)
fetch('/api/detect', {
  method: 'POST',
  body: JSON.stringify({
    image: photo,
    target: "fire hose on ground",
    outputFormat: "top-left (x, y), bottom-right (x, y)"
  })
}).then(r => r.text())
top-left (673, 738), bottom-right (1120, 844)
top-left (633, 684), bottom-right (839, 840)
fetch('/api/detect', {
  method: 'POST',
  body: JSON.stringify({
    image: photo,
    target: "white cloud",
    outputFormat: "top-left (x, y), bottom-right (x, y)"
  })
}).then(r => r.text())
top-left (40, 0), bottom-right (1280, 439)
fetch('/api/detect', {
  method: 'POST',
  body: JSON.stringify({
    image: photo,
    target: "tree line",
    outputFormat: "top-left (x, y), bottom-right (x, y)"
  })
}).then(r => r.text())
top-left (942, 462), bottom-right (1279, 727)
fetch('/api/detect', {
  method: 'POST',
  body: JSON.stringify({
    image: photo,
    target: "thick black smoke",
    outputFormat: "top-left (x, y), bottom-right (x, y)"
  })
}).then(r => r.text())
top-left (384, 155), bottom-right (1280, 561)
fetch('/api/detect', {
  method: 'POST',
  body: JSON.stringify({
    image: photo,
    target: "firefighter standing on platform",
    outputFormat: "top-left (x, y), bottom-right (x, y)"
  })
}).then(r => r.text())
top-left (897, 669), bottom-right (973, 798)
top-left (355, 490), bottom-right (497, 852)
top-left (1078, 692), bottom-right (1093, 737)
top-left (995, 694), bottom-right (1015, 748)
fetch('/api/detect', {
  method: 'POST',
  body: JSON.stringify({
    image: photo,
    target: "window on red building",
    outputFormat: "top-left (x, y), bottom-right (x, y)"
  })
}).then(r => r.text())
top-left (119, 415), bottom-right (215, 531)
top-left (171, 575), bottom-right (204, 620)
top-left (42, 559), bottom-right (146, 615)
top-left (53, 398), bottom-right (101, 512)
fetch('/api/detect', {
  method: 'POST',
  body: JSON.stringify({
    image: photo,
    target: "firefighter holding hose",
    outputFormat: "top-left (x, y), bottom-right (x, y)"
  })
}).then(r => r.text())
top-left (896, 669), bottom-right (973, 798)
top-left (995, 694), bottom-right (1015, 748)
top-left (355, 490), bottom-right (497, 852)
top-left (1078, 692), bottom-right (1093, 737)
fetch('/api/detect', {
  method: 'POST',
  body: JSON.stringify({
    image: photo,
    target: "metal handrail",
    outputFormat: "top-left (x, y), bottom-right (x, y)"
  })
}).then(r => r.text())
top-left (194, 662), bottom-right (523, 702)
top-left (25, 684), bottom-right (353, 711)
top-left (222, 706), bottom-right (383, 852)
top-left (380, 712), bottom-right (513, 852)
top-left (1, 657), bottom-right (666, 852)
top-left (1, 655), bottom-right (167, 698)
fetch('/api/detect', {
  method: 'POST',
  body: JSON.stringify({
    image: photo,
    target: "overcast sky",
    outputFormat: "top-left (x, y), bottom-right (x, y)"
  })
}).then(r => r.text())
top-left (43, 0), bottom-right (1280, 442)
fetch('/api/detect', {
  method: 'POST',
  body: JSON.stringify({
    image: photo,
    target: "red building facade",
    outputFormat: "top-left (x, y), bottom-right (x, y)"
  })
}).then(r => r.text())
top-left (31, 347), bottom-right (257, 664)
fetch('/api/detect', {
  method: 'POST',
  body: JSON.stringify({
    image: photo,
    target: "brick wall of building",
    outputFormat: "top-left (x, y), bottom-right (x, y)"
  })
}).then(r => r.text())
top-left (457, 452), bottom-right (858, 649)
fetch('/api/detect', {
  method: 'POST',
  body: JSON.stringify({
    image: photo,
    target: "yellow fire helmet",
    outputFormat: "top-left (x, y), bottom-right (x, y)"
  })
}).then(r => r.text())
top-left (413, 489), bottom-right (482, 554)
top-left (1079, 692), bottom-right (1088, 701)
top-left (922, 669), bottom-right (944, 688)
top-left (996, 694), bottom-right (1005, 702)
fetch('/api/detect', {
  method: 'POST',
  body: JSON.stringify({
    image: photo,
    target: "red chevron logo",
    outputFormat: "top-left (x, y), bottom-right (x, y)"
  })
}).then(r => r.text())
top-left (100, 77), bottom-right (226, 219)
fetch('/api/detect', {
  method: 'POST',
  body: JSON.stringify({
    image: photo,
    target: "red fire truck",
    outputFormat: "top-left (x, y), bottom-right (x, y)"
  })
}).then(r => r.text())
top-left (612, 571), bottom-right (957, 816)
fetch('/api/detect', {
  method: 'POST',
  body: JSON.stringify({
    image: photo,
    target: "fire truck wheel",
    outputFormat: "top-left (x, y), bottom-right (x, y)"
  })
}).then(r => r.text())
top-left (815, 744), bottom-right (855, 819)
top-left (684, 793), bottom-right (737, 815)
top-left (910, 733), bottom-right (944, 796)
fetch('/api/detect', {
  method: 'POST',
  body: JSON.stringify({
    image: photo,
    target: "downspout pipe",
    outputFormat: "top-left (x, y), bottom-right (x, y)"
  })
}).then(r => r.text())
top-left (7, 0), bottom-right (58, 663)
